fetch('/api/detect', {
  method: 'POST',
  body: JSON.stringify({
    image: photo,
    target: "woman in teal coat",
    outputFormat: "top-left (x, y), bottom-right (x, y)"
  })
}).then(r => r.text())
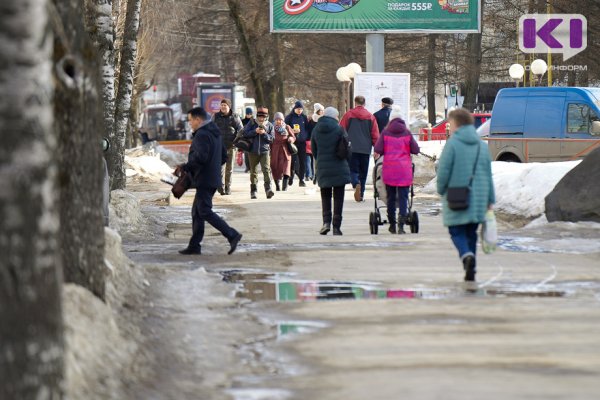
top-left (437, 108), bottom-right (495, 282)
top-left (311, 107), bottom-right (351, 235)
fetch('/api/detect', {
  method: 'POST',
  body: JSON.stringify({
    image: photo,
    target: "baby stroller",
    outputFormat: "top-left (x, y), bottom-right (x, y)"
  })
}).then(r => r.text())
top-left (368, 156), bottom-right (419, 234)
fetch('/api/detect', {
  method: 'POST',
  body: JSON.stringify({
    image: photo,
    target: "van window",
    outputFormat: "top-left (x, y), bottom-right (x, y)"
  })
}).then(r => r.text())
top-left (567, 104), bottom-right (599, 134)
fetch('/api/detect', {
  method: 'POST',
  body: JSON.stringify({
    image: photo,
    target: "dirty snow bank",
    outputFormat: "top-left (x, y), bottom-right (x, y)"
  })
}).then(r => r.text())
top-left (109, 189), bottom-right (144, 233)
top-left (422, 160), bottom-right (580, 218)
top-left (125, 142), bottom-right (185, 181)
top-left (64, 228), bottom-right (147, 400)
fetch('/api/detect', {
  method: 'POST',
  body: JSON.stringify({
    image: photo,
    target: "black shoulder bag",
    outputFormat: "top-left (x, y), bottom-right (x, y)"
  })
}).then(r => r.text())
top-left (446, 144), bottom-right (481, 211)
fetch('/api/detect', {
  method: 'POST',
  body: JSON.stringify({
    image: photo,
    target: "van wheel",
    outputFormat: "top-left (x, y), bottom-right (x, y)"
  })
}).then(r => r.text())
top-left (498, 153), bottom-right (521, 163)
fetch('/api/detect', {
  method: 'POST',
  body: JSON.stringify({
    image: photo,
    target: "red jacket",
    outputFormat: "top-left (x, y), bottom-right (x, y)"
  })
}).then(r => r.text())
top-left (339, 106), bottom-right (380, 155)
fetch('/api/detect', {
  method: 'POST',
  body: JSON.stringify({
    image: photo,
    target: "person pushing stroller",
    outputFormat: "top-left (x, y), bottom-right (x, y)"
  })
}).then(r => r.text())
top-left (373, 106), bottom-right (420, 234)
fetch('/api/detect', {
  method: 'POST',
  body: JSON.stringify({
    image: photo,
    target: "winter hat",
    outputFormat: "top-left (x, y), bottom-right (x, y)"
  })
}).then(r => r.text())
top-left (389, 105), bottom-right (404, 121)
top-left (323, 107), bottom-right (339, 120)
top-left (274, 112), bottom-right (285, 121)
top-left (381, 97), bottom-right (394, 106)
top-left (293, 100), bottom-right (304, 110)
top-left (313, 103), bottom-right (325, 113)
top-left (245, 107), bottom-right (253, 115)
top-left (256, 106), bottom-right (269, 117)
top-left (221, 98), bottom-right (232, 107)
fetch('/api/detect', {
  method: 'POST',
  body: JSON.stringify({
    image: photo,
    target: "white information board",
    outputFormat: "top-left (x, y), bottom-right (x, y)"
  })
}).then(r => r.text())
top-left (353, 72), bottom-right (411, 122)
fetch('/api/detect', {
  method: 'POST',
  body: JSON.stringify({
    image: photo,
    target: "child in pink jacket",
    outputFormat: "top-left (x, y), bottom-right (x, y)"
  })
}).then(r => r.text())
top-left (373, 106), bottom-right (420, 234)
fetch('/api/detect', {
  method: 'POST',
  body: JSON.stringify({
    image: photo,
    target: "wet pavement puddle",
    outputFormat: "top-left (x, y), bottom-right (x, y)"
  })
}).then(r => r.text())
top-left (218, 270), bottom-right (592, 302)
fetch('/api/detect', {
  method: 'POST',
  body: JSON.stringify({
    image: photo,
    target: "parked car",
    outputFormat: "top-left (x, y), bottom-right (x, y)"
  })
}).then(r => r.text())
top-left (418, 112), bottom-right (491, 140)
top-left (487, 87), bottom-right (600, 162)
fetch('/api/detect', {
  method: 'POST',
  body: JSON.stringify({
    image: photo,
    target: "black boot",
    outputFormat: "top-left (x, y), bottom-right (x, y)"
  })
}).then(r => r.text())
top-left (398, 215), bottom-right (406, 234)
top-left (250, 184), bottom-right (257, 199)
top-left (288, 175), bottom-right (294, 186)
top-left (319, 223), bottom-right (331, 235)
top-left (217, 186), bottom-right (225, 195)
top-left (282, 176), bottom-right (289, 191)
top-left (463, 254), bottom-right (476, 281)
top-left (332, 215), bottom-right (343, 235)
top-left (265, 183), bottom-right (274, 199)
top-left (388, 215), bottom-right (397, 234)
top-left (275, 180), bottom-right (281, 191)
top-left (224, 186), bottom-right (231, 195)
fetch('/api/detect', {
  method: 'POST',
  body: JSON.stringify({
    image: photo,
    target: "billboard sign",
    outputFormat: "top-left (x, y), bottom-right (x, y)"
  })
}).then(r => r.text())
top-left (271, 0), bottom-right (480, 33)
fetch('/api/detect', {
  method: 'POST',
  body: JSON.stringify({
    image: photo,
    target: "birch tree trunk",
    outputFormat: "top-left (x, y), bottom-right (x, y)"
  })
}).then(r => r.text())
top-left (84, 0), bottom-right (116, 152)
top-left (54, 0), bottom-right (107, 299)
top-left (112, 0), bottom-right (141, 190)
top-left (0, 0), bottom-right (65, 398)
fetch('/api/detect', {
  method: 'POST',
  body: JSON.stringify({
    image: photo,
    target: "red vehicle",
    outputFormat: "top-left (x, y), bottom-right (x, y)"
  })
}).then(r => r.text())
top-left (419, 112), bottom-right (491, 140)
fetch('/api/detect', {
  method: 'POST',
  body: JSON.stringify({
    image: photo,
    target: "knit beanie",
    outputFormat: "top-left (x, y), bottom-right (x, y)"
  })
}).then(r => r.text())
top-left (313, 103), bottom-right (324, 113)
top-left (274, 112), bottom-right (284, 121)
top-left (221, 98), bottom-right (232, 107)
top-left (323, 107), bottom-right (339, 120)
top-left (389, 105), bottom-right (404, 121)
top-left (293, 100), bottom-right (304, 110)
top-left (245, 107), bottom-right (253, 115)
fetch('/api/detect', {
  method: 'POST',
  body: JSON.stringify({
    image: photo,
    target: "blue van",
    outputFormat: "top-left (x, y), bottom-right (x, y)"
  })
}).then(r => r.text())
top-left (487, 87), bottom-right (600, 162)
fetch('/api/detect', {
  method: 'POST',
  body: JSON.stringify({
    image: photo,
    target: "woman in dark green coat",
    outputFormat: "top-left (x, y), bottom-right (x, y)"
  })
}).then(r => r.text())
top-left (311, 107), bottom-right (351, 235)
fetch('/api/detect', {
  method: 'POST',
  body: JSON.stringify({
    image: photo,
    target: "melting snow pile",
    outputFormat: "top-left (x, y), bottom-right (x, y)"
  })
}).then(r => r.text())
top-left (422, 160), bottom-right (580, 218)
top-left (125, 142), bottom-right (187, 181)
top-left (109, 190), bottom-right (144, 233)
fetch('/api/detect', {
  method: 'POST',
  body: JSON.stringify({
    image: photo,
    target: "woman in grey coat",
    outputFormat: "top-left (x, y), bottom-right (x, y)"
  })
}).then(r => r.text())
top-left (311, 107), bottom-right (351, 235)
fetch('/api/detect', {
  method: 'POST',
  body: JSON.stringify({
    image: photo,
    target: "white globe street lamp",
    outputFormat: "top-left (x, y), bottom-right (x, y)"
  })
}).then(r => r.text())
top-left (531, 59), bottom-right (548, 86)
top-left (346, 62), bottom-right (362, 79)
top-left (509, 63), bottom-right (525, 87)
top-left (336, 67), bottom-right (351, 82)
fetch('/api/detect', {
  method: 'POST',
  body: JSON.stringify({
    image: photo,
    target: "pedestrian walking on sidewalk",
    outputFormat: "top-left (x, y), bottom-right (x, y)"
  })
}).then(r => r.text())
top-left (373, 106), bottom-right (420, 234)
top-left (241, 107), bottom-right (253, 173)
top-left (285, 100), bottom-right (310, 187)
top-left (340, 95), bottom-right (380, 202)
top-left (311, 107), bottom-right (351, 235)
top-left (176, 107), bottom-right (242, 255)
top-left (243, 106), bottom-right (275, 199)
top-left (212, 98), bottom-right (243, 195)
top-left (270, 112), bottom-right (296, 191)
top-left (373, 97), bottom-right (394, 133)
top-left (436, 108), bottom-right (495, 281)
top-left (306, 103), bottom-right (324, 182)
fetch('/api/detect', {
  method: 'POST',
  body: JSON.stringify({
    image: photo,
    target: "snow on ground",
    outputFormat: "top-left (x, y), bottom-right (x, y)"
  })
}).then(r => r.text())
top-left (125, 143), bottom-right (186, 181)
top-left (109, 189), bottom-right (144, 234)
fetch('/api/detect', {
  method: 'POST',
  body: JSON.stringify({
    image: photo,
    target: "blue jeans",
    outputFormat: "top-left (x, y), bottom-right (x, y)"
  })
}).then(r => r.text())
top-left (305, 154), bottom-right (313, 179)
top-left (349, 153), bottom-right (371, 198)
top-left (386, 185), bottom-right (409, 223)
top-left (448, 223), bottom-right (479, 259)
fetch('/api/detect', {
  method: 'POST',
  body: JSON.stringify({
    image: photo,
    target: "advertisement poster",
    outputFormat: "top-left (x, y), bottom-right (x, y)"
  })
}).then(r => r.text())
top-left (353, 72), bottom-right (410, 122)
top-left (271, 0), bottom-right (480, 33)
top-left (199, 87), bottom-right (234, 115)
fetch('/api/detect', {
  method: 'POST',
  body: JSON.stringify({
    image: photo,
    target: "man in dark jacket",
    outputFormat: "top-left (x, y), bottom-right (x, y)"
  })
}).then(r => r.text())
top-left (241, 107), bottom-right (253, 173)
top-left (177, 107), bottom-right (242, 255)
top-left (285, 100), bottom-right (310, 187)
top-left (212, 98), bottom-right (243, 195)
top-left (340, 95), bottom-right (380, 202)
top-left (242, 106), bottom-right (275, 199)
top-left (373, 97), bottom-right (393, 133)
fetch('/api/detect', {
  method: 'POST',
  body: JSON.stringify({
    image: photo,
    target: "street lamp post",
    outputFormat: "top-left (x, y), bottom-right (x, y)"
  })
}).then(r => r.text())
top-left (336, 63), bottom-right (363, 113)
top-left (509, 64), bottom-right (525, 87)
top-left (531, 59), bottom-right (548, 87)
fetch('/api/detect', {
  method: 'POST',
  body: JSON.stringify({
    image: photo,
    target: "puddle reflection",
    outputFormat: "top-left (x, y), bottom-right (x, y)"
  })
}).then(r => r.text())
top-left (220, 270), bottom-right (568, 302)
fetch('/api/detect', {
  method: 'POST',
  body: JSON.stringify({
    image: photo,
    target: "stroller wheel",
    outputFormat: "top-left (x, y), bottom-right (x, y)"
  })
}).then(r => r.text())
top-left (410, 211), bottom-right (419, 233)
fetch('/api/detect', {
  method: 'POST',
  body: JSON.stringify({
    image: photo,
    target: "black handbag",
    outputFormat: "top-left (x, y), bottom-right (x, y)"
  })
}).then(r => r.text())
top-left (446, 144), bottom-right (481, 211)
top-left (287, 142), bottom-right (298, 155)
top-left (233, 135), bottom-right (253, 152)
top-left (336, 132), bottom-right (351, 160)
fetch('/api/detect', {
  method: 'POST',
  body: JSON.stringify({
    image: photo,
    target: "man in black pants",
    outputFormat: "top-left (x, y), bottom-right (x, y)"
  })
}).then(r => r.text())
top-left (176, 107), bottom-right (243, 255)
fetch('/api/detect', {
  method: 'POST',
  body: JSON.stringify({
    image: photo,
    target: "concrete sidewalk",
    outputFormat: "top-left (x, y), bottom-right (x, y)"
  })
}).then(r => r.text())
top-left (160, 169), bottom-right (600, 399)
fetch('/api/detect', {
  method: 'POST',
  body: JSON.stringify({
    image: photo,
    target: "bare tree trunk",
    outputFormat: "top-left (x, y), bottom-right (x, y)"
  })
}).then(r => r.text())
top-left (112, 0), bottom-right (141, 190)
top-left (0, 0), bottom-right (64, 398)
top-left (84, 0), bottom-right (116, 150)
top-left (226, 0), bottom-right (266, 106)
top-left (427, 34), bottom-right (437, 124)
top-left (54, 0), bottom-right (107, 299)
top-left (463, 31), bottom-right (482, 111)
